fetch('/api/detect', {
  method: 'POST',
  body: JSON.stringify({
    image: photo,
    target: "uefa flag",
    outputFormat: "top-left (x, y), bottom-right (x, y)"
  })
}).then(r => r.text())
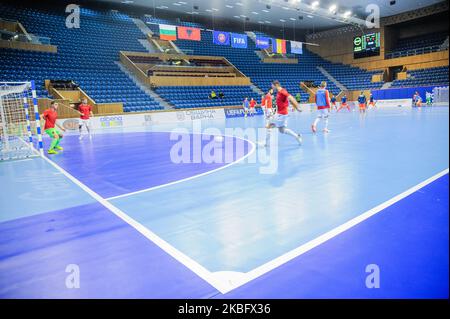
top-left (290, 41), bottom-right (303, 54)
top-left (177, 26), bottom-right (201, 41)
top-left (159, 24), bottom-right (177, 41)
top-left (213, 31), bottom-right (230, 46)
top-left (272, 39), bottom-right (287, 54)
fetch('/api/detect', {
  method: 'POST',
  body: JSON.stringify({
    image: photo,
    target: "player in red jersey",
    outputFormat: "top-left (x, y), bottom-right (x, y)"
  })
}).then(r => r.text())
top-left (40, 101), bottom-right (66, 155)
top-left (264, 81), bottom-right (302, 147)
top-left (264, 88), bottom-right (274, 123)
top-left (78, 98), bottom-right (94, 140)
top-left (249, 98), bottom-right (257, 116)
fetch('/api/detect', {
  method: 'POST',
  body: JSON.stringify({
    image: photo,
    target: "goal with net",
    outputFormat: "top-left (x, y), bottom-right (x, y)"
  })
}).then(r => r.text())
top-left (0, 81), bottom-right (44, 161)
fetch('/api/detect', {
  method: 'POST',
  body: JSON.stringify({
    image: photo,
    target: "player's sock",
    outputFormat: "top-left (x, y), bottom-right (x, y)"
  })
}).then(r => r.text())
top-left (55, 137), bottom-right (61, 148)
top-left (49, 138), bottom-right (58, 150)
top-left (265, 128), bottom-right (272, 146)
top-left (312, 118), bottom-right (320, 132)
top-left (323, 117), bottom-right (329, 132)
top-left (282, 128), bottom-right (299, 139)
top-left (313, 118), bottom-right (320, 127)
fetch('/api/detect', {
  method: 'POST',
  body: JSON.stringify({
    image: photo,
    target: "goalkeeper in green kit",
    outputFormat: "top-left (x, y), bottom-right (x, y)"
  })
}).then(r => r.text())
top-left (41, 101), bottom-right (66, 154)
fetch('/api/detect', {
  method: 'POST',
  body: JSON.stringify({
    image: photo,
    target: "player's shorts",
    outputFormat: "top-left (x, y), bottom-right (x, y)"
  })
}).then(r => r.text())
top-left (368, 102), bottom-right (374, 106)
top-left (45, 128), bottom-right (62, 138)
top-left (359, 103), bottom-right (366, 109)
top-left (243, 106), bottom-right (249, 112)
top-left (269, 113), bottom-right (289, 128)
top-left (317, 108), bottom-right (329, 118)
top-left (79, 118), bottom-right (91, 126)
top-left (341, 102), bottom-right (348, 107)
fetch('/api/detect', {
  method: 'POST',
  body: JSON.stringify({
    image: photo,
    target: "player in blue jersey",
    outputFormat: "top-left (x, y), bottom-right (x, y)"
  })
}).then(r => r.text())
top-left (358, 91), bottom-right (367, 114)
top-left (312, 81), bottom-right (331, 133)
top-left (337, 94), bottom-right (350, 112)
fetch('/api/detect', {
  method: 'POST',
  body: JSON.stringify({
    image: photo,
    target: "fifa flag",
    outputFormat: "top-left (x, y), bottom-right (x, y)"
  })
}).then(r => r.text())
top-left (231, 33), bottom-right (248, 49)
top-left (255, 37), bottom-right (270, 49)
top-left (272, 39), bottom-right (287, 54)
top-left (290, 41), bottom-right (303, 54)
top-left (159, 24), bottom-right (177, 41)
top-left (213, 31), bottom-right (230, 46)
top-left (177, 26), bottom-right (201, 41)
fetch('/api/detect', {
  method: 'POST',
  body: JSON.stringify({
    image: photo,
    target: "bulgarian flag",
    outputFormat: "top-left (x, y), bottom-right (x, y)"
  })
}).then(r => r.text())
top-left (159, 24), bottom-right (177, 41)
top-left (272, 39), bottom-right (287, 54)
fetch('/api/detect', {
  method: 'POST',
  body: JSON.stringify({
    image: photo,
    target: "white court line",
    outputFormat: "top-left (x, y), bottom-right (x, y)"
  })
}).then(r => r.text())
top-left (107, 134), bottom-right (256, 200)
top-left (37, 131), bottom-right (449, 294)
top-left (38, 134), bottom-right (256, 294)
top-left (219, 168), bottom-right (450, 293)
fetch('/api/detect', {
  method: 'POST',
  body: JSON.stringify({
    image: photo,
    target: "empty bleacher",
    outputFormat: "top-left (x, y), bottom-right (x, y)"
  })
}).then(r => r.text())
top-left (6, 2), bottom-right (441, 114)
top-left (391, 66), bottom-right (449, 88)
top-left (155, 86), bottom-right (259, 109)
top-left (386, 32), bottom-right (448, 59)
top-left (0, 2), bottom-right (162, 112)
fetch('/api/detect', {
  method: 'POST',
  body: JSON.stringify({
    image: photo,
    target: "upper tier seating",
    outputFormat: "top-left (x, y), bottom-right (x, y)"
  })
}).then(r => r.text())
top-left (1, 2), bottom-right (390, 113)
top-left (391, 66), bottom-right (449, 88)
top-left (175, 30), bottom-right (383, 98)
top-left (386, 32), bottom-right (448, 59)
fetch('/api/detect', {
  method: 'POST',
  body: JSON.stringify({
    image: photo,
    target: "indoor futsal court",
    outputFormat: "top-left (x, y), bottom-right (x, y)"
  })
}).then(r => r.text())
top-left (0, 0), bottom-right (449, 302)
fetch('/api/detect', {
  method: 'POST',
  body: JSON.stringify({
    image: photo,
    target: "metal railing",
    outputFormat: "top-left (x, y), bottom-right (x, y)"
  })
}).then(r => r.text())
top-left (0, 18), bottom-right (51, 45)
top-left (385, 45), bottom-right (444, 59)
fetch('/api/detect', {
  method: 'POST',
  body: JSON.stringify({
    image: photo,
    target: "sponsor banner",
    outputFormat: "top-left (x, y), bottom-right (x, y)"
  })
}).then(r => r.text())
top-left (255, 37), bottom-right (270, 49)
top-left (59, 118), bottom-right (80, 131)
top-left (224, 107), bottom-right (264, 118)
top-left (290, 41), bottom-right (303, 54)
top-left (231, 33), bottom-right (248, 49)
top-left (57, 109), bottom-right (226, 130)
top-left (373, 99), bottom-right (412, 108)
top-left (177, 26), bottom-right (201, 41)
top-left (213, 31), bottom-right (230, 46)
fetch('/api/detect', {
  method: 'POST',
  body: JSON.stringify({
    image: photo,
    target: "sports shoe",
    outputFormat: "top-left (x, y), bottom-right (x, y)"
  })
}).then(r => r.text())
top-left (55, 146), bottom-right (63, 151)
top-left (47, 149), bottom-right (58, 155)
top-left (323, 128), bottom-right (330, 133)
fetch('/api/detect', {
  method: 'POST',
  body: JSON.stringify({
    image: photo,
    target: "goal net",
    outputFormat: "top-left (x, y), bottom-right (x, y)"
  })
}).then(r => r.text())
top-left (0, 81), bottom-right (44, 161)
top-left (432, 86), bottom-right (449, 106)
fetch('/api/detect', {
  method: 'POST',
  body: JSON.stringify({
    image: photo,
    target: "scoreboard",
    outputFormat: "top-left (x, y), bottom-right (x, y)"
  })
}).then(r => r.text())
top-left (353, 32), bottom-right (381, 59)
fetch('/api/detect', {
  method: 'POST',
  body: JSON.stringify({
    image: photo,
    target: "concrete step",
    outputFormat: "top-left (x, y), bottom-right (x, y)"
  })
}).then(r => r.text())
top-left (114, 61), bottom-right (174, 110)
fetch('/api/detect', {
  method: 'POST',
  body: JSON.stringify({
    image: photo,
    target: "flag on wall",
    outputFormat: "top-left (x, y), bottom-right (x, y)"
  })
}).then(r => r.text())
top-left (272, 39), bottom-right (287, 54)
top-left (255, 37), bottom-right (270, 49)
top-left (290, 41), bottom-right (303, 54)
top-left (177, 26), bottom-right (201, 41)
top-left (159, 24), bottom-right (177, 41)
top-left (231, 33), bottom-right (248, 49)
top-left (213, 31), bottom-right (230, 46)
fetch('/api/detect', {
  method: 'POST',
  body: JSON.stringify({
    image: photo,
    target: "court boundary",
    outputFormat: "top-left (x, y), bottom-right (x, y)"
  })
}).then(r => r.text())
top-left (33, 131), bottom-right (449, 294)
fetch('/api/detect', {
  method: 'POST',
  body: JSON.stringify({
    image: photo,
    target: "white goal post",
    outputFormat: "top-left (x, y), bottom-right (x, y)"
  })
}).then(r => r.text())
top-left (0, 81), bottom-right (44, 161)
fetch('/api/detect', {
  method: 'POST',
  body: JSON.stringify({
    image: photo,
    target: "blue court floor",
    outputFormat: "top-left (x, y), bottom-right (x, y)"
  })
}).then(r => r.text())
top-left (0, 106), bottom-right (448, 298)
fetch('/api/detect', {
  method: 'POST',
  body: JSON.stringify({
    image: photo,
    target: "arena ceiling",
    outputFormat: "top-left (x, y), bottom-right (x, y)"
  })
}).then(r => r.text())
top-left (98, 0), bottom-right (446, 28)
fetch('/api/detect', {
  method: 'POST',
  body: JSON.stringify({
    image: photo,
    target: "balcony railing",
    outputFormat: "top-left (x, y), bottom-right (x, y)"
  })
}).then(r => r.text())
top-left (385, 45), bottom-right (444, 59)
